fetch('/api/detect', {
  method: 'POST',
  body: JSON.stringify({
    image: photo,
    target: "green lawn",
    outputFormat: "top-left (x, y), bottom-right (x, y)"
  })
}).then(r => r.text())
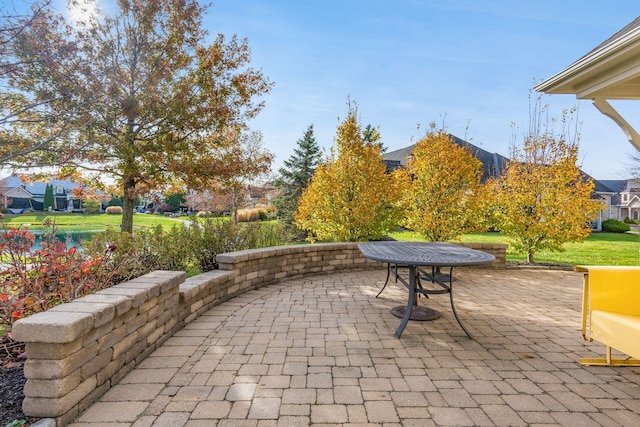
top-left (1, 212), bottom-right (186, 232)
top-left (388, 230), bottom-right (640, 266)
top-left (3, 213), bottom-right (639, 266)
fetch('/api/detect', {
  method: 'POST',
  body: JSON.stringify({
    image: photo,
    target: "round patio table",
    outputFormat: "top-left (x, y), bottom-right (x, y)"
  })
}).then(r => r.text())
top-left (358, 241), bottom-right (495, 338)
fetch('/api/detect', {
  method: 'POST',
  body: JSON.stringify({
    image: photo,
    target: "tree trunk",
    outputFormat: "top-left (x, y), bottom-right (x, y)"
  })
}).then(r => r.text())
top-left (121, 175), bottom-right (135, 234)
top-left (527, 251), bottom-right (534, 263)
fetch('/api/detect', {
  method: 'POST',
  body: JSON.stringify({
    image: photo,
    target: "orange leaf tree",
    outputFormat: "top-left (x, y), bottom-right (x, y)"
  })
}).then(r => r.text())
top-left (295, 106), bottom-right (402, 242)
top-left (5, 0), bottom-right (272, 233)
top-left (493, 106), bottom-right (602, 262)
top-left (493, 98), bottom-right (602, 262)
top-left (399, 127), bottom-right (485, 242)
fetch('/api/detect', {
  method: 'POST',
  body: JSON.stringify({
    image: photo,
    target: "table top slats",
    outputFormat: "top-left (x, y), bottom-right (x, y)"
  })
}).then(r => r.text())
top-left (358, 241), bottom-right (495, 266)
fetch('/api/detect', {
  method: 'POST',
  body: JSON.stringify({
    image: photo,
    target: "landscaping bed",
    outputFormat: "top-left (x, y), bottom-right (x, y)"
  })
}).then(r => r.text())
top-left (0, 336), bottom-right (39, 426)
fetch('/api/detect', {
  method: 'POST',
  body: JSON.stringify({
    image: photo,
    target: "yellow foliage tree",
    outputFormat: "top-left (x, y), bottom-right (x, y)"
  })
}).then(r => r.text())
top-left (493, 132), bottom-right (602, 263)
top-left (400, 128), bottom-right (485, 242)
top-left (295, 107), bottom-right (402, 242)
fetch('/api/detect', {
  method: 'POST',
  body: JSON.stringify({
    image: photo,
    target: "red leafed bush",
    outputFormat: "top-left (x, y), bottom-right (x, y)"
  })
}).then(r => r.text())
top-left (0, 222), bottom-right (117, 335)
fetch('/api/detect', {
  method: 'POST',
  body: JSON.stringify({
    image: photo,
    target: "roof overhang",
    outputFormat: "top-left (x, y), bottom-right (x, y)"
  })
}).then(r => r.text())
top-left (534, 18), bottom-right (640, 151)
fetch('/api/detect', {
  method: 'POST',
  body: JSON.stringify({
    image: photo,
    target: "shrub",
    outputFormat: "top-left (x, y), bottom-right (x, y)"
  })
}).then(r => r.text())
top-left (105, 206), bottom-right (123, 214)
top-left (257, 209), bottom-right (268, 221)
top-left (84, 223), bottom-right (196, 285)
top-left (0, 217), bottom-right (292, 335)
top-left (0, 222), bottom-right (121, 335)
top-left (237, 208), bottom-right (260, 222)
top-left (83, 200), bottom-right (101, 214)
top-left (108, 196), bottom-right (123, 207)
top-left (602, 219), bottom-right (631, 233)
top-left (189, 218), bottom-right (291, 271)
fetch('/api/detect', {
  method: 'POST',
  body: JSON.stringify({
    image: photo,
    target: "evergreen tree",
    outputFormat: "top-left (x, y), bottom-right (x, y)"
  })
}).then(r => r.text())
top-left (43, 183), bottom-right (55, 211)
top-left (273, 125), bottom-right (322, 225)
top-left (295, 108), bottom-right (402, 242)
top-left (363, 124), bottom-right (386, 153)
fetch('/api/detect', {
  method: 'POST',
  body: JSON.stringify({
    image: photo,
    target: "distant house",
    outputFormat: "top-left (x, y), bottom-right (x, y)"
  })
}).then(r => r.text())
top-left (382, 135), bottom-right (632, 231)
top-left (1, 175), bottom-right (85, 214)
top-left (382, 134), bottom-right (508, 182)
top-left (601, 178), bottom-right (640, 221)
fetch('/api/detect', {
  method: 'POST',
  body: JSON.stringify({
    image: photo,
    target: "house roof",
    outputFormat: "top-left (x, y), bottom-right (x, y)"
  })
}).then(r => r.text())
top-left (534, 16), bottom-right (640, 99)
top-left (534, 17), bottom-right (640, 151)
top-left (598, 179), bottom-right (628, 193)
top-left (383, 134), bottom-right (509, 182)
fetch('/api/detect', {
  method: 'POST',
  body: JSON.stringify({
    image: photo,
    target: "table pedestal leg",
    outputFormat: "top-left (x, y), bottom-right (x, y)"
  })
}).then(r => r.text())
top-left (394, 266), bottom-right (441, 337)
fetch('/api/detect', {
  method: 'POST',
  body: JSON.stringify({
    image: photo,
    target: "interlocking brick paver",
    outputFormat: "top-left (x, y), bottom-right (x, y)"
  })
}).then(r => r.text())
top-left (310, 404), bottom-right (348, 423)
top-left (150, 412), bottom-right (190, 427)
top-left (429, 406), bottom-right (474, 426)
top-left (480, 403), bottom-right (526, 426)
top-left (75, 401), bottom-right (149, 423)
top-left (365, 399), bottom-right (400, 423)
top-left (247, 397), bottom-right (280, 419)
top-left (70, 269), bottom-right (640, 426)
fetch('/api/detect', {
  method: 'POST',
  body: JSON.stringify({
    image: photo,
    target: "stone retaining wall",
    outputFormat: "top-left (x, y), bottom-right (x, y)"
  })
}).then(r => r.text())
top-left (12, 242), bottom-right (506, 425)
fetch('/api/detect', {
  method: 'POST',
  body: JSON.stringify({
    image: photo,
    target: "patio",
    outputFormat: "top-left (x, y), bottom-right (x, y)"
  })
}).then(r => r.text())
top-left (64, 267), bottom-right (640, 426)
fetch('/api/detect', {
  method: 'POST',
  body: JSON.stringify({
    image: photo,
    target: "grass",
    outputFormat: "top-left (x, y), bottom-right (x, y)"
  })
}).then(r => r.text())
top-left (0, 212), bottom-right (186, 232)
top-left (387, 230), bottom-right (640, 266)
top-left (3, 213), bottom-right (639, 266)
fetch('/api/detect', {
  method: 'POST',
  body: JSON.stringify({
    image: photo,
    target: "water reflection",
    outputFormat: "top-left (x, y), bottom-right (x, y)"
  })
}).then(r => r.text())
top-left (31, 231), bottom-right (100, 251)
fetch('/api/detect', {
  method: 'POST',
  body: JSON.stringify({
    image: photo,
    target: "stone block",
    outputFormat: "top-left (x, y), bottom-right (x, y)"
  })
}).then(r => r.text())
top-left (112, 330), bottom-right (139, 360)
top-left (96, 357), bottom-right (125, 387)
top-left (25, 339), bottom-right (82, 360)
top-left (116, 281), bottom-right (161, 299)
top-left (25, 340), bottom-right (99, 381)
top-left (156, 308), bottom-right (174, 326)
top-left (138, 297), bottom-right (159, 314)
top-left (82, 321), bottom-right (114, 348)
top-left (137, 319), bottom-right (157, 340)
top-left (126, 312), bottom-right (149, 334)
top-left (73, 294), bottom-right (132, 317)
top-left (98, 287), bottom-right (147, 308)
top-left (81, 348), bottom-right (113, 380)
top-left (12, 311), bottom-right (94, 344)
top-left (22, 375), bottom-right (96, 417)
top-left (23, 369), bottom-right (82, 398)
top-left (49, 301), bottom-right (115, 328)
top-left (98, 323), bottom-right (127, 353)
top-left (124, 337), bottom-right (147, 364)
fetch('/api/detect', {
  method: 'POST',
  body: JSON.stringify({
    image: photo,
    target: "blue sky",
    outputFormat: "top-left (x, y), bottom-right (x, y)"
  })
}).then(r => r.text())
top-left (45, 0), bottom-right (640, 180)
top-left (200, 0), bottom-right (640, 180)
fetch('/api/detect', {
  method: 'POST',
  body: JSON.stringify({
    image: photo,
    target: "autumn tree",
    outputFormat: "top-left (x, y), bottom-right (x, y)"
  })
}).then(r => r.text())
top-left (178, 129), bottom-right (273, 222)
top-left (295, 106), bottom-right (402, 242)
top-left (399, 126), bottom-right (485, 242)
top-left (6, 0), bottom-right (272, 233)
top-left (493, 103), bottom-right (602, 262)
top-left (273, 124), bottom-right (322, 226)
top-left (0, 0), bottom-right (77, 165)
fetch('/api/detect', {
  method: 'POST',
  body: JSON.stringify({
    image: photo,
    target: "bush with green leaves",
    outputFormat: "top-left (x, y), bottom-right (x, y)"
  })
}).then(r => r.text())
top-left (189, 218), bottom-right (290, 271)
top-left (108, 196), bottom-right (123, 207)
top-left (83, 200), bottom-right (102, 214)
top-left (623, 217), bottom-right (639, 225)
top-left (602, 219), bottom-right (631, 233)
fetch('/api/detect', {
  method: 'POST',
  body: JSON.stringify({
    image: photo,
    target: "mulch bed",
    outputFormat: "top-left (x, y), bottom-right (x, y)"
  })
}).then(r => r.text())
top-left (0, 336), bottom-right (40, 426)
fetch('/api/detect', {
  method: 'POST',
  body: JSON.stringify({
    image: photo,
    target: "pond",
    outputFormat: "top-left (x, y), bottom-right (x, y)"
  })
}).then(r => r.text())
top-left (30, 230), bottom-right (102, 251)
